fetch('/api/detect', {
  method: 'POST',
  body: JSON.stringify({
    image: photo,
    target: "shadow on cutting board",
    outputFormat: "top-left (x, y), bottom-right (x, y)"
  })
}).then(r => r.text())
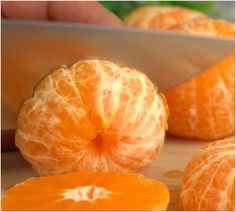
top-left (1, 129), bottom-right (17, 152)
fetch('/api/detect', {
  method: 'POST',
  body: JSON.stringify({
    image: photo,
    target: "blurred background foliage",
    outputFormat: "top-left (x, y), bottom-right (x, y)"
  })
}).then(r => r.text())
top-left (100, 1), bottom-right (234, 21)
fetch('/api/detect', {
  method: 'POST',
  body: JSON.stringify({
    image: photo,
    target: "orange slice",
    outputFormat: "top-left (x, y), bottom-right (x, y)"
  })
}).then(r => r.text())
top-left (2, 172), bottom-right (170, 211)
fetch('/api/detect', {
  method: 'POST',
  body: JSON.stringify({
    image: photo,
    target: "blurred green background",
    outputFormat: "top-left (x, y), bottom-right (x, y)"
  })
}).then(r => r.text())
top-left (100, 1), bottom-right (235, 22)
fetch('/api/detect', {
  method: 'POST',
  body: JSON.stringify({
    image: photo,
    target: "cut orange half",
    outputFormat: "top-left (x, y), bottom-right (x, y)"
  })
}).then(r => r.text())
top-left (2, 172), bottom-right (170, 211)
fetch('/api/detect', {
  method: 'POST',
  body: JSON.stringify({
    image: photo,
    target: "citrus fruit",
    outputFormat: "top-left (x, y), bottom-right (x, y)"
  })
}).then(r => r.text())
top-left (125, 7), bottom-right (235, 140)
top-left (169, 16), bottom-right (235, 36)
top-left (178, 136), bottom-right (235, 211)
top-left (165, 17), bottom-right (235, 140)
top-left (2, 171), bottom-right (170, 211)
top-left (15, 59), bottom-right (169, 175)
top-left (124, 6), bottom-right (205, 29)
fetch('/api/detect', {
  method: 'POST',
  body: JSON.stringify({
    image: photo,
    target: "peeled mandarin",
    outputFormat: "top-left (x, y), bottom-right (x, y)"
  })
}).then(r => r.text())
top-left (124, 6), bottom-right (205, 29)
top-left (15, 59), bottom-right (168, 175)
top-left (125, 7), bottom-right (235, 140)
top-left (165, 17), bottom-right (235, 140)
top-left (178, 137), bottom-right (235, 210)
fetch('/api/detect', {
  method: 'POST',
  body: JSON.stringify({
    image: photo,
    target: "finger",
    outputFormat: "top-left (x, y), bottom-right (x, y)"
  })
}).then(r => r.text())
top-left (2, 1), bottom-right (48, 20)
top-left (48, 1), bottom-right (122, 26)
top-left (2, 1), bottom-right (122, 26)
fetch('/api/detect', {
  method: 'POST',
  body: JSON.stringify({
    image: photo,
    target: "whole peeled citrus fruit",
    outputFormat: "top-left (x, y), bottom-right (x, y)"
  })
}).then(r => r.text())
top-left (125, 7), bottom-right (235, 140)
top-left (15, 59), bottom-right (168, 175)
top-left (124, 6), bottom-right (205, 29)
top-left (165, 17), bottom-right (235, 140)
top-left (178, 136), bottom-right (235, 210)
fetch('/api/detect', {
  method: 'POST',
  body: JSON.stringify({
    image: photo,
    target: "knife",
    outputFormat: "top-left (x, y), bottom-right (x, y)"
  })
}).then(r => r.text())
top-left (2, 20), bottom-right (234, 130)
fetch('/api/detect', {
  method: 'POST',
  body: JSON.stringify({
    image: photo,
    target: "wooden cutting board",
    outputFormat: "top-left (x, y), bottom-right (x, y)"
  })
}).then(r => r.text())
top-left (1, 136), bottom-right (208, 211)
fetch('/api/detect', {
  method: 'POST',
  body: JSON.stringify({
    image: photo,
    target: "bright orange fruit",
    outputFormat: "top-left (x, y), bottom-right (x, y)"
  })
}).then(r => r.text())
top-left (165, 17), bottom-right (235, 140)
top-left (15, 59), bottom-right (168, 175)
top-left (169, 16), bottom-right (235, 36)
top-left (125, 7), bottom-right (235, 140)
top-left (2, 172), bottom-right (170, 211)
top-left (124, 6), bottom-right (205, 29)
top-left (178, 137), bottom-right (235, 211)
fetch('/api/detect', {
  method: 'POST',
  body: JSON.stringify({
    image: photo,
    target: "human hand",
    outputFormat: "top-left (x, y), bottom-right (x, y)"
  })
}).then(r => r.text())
top-left (2, 1), bottom-right (122, 26)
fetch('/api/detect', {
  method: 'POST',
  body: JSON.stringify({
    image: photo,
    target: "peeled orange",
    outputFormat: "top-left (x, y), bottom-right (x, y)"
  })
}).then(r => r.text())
top-left (125, 7), bottom-right (235, 140)
top-left (15, 59), bottom-right (168, 175)
top-left (2, 172), bottom-right (170, 211)
top-left (178, 137), bottom-right (235, 211)
top-left (165, 17), bottom-right (235, 140)
top-left (124, 6), bottom-right (205, 29)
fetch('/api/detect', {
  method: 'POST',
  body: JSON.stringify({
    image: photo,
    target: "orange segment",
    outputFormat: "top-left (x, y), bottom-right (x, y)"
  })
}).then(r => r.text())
top-left (178, 137), bottom-right (235, 211)
top-left (124, 7), bottom-right (235, 140)
top-left (15, 59), bottom-right (168, 175)
top-left (2, 172), bottom-right (170, 211)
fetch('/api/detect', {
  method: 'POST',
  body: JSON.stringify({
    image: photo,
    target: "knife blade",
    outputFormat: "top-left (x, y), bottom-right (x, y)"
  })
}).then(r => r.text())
top-left (2, 20), bottom-right (234, 130)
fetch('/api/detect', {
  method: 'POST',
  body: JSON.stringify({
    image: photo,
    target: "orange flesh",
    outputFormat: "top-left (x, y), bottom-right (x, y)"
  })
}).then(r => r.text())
top-left (165, 18), bottom-right (235, 140)
top-left (125, 7), bottom-right (235, 140)
top-left (124, 6), bottom-right (205, 29)
top-left (178, 137), bottom-right (235, 211)
top-left (2, 172), bottom-right (170, 211)
top-left (15, 59), bottom-right (168, 175)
